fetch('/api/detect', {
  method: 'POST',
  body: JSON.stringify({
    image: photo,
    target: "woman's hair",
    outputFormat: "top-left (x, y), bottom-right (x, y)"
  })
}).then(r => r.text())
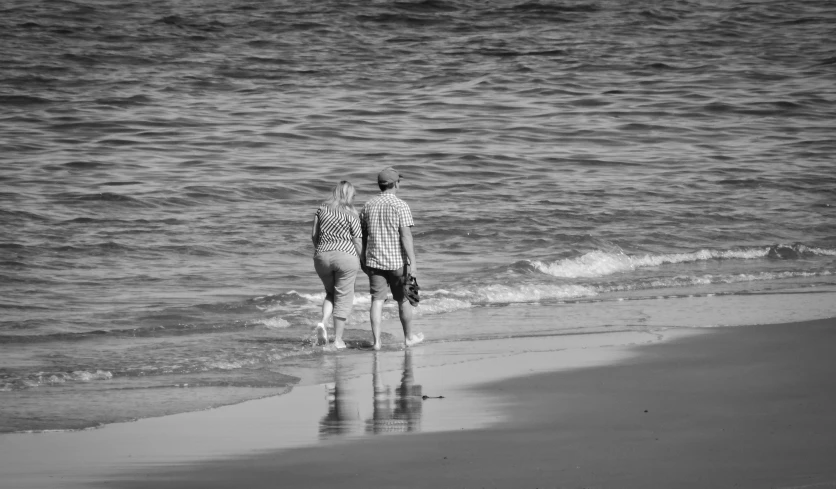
top-left (323, 180), bottom-right (357, 215)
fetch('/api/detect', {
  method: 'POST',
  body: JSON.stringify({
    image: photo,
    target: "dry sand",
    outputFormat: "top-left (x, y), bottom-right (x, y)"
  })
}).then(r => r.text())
top-left (103, 317), bottom-right (836, 489)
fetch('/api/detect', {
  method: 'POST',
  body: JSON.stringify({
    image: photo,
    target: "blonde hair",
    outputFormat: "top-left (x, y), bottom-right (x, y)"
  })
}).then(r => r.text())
top-left (323, 180), bottom-right (358, 216)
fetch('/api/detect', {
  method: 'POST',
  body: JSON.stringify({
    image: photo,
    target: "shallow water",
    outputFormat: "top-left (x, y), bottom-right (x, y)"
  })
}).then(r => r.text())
top-left (1, 0), bottom-right (835, 432)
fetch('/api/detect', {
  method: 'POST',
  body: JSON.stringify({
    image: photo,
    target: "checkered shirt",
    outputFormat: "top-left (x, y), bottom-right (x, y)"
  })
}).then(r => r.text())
top-left (360, 192), bottom-right (414, 270)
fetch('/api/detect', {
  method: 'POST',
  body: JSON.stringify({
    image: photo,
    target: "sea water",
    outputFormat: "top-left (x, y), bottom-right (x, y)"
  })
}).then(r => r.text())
top-left (1, 0), bottom-right (834, 433)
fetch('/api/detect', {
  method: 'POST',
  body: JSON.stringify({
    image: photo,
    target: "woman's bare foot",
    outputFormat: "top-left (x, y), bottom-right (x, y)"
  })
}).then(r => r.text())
top-left (315, 323), bottom-right (328, 346)
top-left (333, 339), bottom-right (346, 350)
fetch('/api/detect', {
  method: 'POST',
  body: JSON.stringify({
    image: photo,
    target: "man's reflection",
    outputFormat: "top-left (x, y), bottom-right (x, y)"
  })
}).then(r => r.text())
top-left (319, 350), bottom-right (422, 439)
top-left (367, 349), bottom-right (422, 434)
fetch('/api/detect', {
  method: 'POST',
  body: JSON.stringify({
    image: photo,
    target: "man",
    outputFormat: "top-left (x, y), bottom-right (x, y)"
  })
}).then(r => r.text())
top-left (360, 167), bottom-right (424, 350)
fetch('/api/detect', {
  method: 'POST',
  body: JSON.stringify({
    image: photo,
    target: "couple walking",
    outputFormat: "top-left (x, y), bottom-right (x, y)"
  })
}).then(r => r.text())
top-left (310, 167), bottom-right (424, 350)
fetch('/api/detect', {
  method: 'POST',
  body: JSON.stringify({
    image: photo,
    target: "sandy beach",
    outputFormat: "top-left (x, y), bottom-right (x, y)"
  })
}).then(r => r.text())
top-left (111, 317), bottom-right (835, 489)
top-left (4, 317), bottom-right (833, 489)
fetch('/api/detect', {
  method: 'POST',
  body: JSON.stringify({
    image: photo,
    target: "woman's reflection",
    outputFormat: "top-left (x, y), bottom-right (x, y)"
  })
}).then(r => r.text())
top-left (319, 355), bottom-right (360, 437)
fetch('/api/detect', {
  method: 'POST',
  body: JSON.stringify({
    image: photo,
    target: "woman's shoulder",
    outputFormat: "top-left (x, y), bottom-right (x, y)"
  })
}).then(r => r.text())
top-left (319, 204), bottom-right (358, 220)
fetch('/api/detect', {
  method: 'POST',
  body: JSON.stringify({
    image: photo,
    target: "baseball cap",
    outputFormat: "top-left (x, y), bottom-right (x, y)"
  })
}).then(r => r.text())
top-left (377, 167), bottom-right (401, 185)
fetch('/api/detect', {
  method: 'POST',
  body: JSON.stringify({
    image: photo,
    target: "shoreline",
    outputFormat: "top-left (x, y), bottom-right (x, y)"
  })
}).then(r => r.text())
top-left (0, 329), bottom-right (670, 489)
top-left (2, 317), bottom-right (835, 488)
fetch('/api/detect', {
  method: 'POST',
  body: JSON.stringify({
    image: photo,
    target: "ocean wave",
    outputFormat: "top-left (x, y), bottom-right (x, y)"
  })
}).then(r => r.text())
top-left (606, 269), bottom-right (834, 293)
top-left (468, 283), bottom-right (598, 304)
top-left (414, 297), bottom-right (473, 315)
top-left (418, 269), bottom-right (831, 315)
top-left (0, 94), bottom-right (53, 105)
top-left (0, 321), bottom-right (251, 344)
top-left (416, 270), bottom-right (834, 315)
top-left (530, 248), bottom-right (772, 278)
top-left (530, 244), bottom-right (836, 279)
top-left (768, 243), bottom-right (836, 259)
top-left (267, 264), bottom-right (834, 321)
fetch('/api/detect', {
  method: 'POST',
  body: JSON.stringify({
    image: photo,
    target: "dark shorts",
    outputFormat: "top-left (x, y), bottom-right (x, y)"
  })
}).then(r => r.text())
top-left (366, 266), bottom-right (406, 303)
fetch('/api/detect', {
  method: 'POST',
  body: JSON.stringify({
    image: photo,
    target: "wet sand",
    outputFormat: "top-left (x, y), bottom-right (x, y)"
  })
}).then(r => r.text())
top-left (103, 317), bottom-right (836, 489)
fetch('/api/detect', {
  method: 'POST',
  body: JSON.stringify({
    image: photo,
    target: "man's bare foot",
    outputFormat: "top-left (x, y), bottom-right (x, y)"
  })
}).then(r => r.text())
top-left (315, 323), bottom-right (328, 346)
top-left (372, 342), bottom-right (382, 351)
top-left (333, 339), bottom-right (346, 350)
top-left (405, 332), bottom-right (424, 347)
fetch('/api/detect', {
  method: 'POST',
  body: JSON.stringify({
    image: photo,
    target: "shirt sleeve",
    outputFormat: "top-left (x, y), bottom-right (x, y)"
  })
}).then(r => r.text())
top-left (397, 202), bottom-right (414, 228)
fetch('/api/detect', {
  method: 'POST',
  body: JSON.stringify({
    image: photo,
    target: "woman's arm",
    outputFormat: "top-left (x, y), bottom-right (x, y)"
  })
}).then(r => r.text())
top-left (311, 214), bottom-right (320, 248)
top-left (352, 237), bottom-right (363, 258)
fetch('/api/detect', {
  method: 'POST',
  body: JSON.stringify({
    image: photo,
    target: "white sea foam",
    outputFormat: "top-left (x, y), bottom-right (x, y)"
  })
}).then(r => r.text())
top-left (352, 293), bottom-right (373, 305)
top-left (471, 283), bottom-right (598, 303)
top-left (25, 370), bottom-right (113, 386)
top-left (258, 317), bottom-right (290, 329)
top-left (207, 361), bottom-right (243, 370)
top-left (620, 269), bottom-right (833, 293)
top-left (414, 297), bottom-right (473, 315)
top-left (71, 370), bottom-right (113, 382)
top-left (807, 246), bottom-right (836, 256)
top-left (531, 248), bottom-right (771, 279)
top-left (293, 291), bottom-right (325, 302)
top-left (258, 291), bottom-right (375, 312)
top-left (531, 250), bottom-right (634, 278)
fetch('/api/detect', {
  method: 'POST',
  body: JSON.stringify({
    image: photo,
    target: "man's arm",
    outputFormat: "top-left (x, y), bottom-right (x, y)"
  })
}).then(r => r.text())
top-left (399, 225), bottom-right (416, 275)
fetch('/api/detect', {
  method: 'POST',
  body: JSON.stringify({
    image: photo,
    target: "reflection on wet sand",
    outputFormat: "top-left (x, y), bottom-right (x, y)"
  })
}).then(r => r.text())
top-left (319, 354), bottom-right (361, 437)
top-left (368, 350), bottom-right (422, 434)
top-left (320, 351), bottom-right (422, 439)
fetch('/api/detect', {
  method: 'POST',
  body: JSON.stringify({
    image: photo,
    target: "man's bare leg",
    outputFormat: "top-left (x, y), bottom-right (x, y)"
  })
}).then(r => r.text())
top-left (370, 299), bottom-right (384, 350)
top-left (399, 301), bottom-right (423, 347)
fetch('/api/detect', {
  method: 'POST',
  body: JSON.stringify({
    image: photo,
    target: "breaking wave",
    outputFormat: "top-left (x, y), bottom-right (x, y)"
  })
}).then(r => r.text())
top-left (529, 244), bottom-right (836, 279)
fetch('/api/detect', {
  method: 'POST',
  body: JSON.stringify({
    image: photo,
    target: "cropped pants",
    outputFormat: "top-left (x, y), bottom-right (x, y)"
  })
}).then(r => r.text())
top-left (313, 250), bottom-right (360, 320)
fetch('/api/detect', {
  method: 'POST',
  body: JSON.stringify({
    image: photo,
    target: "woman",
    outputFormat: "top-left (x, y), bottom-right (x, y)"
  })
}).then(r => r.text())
top-left (311, 181), bottom-right (363, 349)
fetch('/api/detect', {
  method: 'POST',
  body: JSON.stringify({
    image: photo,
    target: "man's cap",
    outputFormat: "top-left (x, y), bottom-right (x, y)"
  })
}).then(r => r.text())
top-left (377, 167), bottom-right (401, 185)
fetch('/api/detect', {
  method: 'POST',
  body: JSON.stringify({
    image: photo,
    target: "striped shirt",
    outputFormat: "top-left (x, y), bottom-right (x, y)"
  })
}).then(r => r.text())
top-left (314, 205), bottom-right (361, 257)
top-left (360, 192), bottom-right (414, 270)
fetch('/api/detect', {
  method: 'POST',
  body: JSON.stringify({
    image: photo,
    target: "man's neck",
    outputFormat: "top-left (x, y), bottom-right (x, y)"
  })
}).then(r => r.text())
top-left (381, 189), bottom-right (397, 195)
